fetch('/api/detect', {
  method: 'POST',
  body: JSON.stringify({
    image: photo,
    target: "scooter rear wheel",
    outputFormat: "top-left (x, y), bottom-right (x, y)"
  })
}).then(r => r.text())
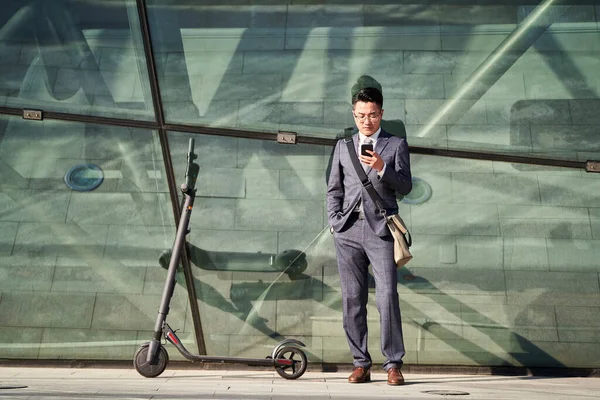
top-left (133, 343), bottom-right (169, 378)
top-left (274, 346), bottom-right (307, 380)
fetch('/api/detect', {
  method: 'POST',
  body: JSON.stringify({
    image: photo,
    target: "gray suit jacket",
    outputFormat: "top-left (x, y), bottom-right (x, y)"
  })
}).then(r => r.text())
top-left (326, 130), bottom-right (412, 237)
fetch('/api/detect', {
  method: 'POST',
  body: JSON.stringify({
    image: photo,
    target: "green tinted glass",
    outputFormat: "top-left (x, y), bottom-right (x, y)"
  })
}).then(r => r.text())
top-left (168, 130), bottom-right (600, 367)
top-left (0, 0), bottom-right (155, 120)
top-left (0, 114), bottom-right (179, 359)
top-left (149, 2), bottom-right (600, 162)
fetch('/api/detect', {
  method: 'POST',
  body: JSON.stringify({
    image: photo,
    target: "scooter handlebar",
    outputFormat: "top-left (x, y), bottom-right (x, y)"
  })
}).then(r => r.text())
top-left (185, 138), bottom-right (199, 191)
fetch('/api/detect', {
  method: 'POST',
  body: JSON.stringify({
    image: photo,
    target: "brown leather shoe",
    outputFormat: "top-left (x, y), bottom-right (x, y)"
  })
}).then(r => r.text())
top-left (348, 367), bottom-right (371, 383)
top-left (387, 367), bottom-right (404, 386)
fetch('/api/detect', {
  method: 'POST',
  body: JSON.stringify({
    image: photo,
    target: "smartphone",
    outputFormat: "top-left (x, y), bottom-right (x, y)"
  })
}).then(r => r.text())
top-left (360, 143), bottom-right (374, 156)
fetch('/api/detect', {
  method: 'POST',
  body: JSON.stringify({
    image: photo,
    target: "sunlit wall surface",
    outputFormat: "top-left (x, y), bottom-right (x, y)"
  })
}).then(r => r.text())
top-left (1, 0), bottom-right (600, 368)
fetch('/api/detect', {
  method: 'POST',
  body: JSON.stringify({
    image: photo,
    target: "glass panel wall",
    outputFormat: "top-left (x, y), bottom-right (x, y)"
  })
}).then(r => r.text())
top-left (0, 114), bottom-right (187, 360)
top-left (0, 0), bottom-right (599, 368)
top-left (404, 154), bottom-right (600, 367)
top-left (148, 1), bottom-right (600, 162)
top-left (167, 131), bottom-right (333, 359)
top-left (0, 0), bottom-right (155, 120)
top-left (168, 130), bottom-right (600, 368)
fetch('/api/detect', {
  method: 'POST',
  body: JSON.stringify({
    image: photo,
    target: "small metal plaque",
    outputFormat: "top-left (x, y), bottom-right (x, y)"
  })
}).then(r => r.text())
top-left (23, 109), bottom-right (43, 120)
top-left (586, 160), bottom-right (600, 173)
top-left (277, 131), bottom-right (297, 144)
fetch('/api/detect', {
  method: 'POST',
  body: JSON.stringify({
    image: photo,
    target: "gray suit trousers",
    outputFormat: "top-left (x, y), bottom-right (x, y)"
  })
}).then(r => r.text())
top-left (333, 214), bottom-right (405, 371)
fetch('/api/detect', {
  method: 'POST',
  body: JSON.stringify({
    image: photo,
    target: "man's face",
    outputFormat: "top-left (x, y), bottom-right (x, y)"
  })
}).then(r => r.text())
top-left (353, 101), bottom-right (383, 136)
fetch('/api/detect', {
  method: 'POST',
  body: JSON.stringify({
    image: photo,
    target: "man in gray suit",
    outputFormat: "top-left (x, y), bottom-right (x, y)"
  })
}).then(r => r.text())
top-left (326, 87), bottom-right (412, 385)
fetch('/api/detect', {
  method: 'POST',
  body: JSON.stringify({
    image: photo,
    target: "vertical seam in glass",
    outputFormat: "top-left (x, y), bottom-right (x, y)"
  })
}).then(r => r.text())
top-left (135, 0), bottom-right (207, 355)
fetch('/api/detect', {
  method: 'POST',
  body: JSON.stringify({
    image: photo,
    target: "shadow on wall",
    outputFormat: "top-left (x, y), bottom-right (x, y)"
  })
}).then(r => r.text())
top-left (2, 0), bottom-right (113, 105)
top-left (160, 244), bottom-right (313, 341)
top-left (163, 241), bottom-right (567, 369)
top-left (165, 75), bottom-right (567, 369)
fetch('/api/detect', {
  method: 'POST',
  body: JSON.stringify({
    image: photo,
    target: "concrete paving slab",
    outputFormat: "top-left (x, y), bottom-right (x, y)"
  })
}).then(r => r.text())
top-left (1, 367), bottom-right (600, 400)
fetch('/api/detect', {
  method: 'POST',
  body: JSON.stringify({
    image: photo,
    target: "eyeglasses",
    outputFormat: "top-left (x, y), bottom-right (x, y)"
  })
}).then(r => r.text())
top-left (353, 112), bottom-right (381, 122)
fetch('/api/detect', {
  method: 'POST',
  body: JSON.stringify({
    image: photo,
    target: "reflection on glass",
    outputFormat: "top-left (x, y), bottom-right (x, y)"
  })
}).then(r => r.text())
top-left (0, 114), bottom-right (178, 359)
top-left (0, 0), bottom-right (155, 120)
top-left (403, 152), bottom-right (600, 368)
top-left (167, 130), bottom-right (332, 359)
top-left (1, 0), bottom-right (599, 368)
top-left (168, 130), bottom-right (600, 367)
top-left (148, 2), bottom-right (600, 160)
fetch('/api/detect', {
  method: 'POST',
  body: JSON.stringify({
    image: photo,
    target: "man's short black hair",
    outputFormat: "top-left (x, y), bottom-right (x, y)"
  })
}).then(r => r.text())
top-left (352, 87), bottom-right (383, 109)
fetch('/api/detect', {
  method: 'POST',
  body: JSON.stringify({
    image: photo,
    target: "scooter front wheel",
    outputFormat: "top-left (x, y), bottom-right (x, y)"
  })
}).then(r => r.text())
top-left (133, 342), bottom-right (169, 378)
top-left (274, 346), bottom-right (307, 380)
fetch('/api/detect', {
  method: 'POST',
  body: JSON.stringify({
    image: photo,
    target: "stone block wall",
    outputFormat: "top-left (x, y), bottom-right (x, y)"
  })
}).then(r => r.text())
top-left (0, 2), bottom-right (599, 367)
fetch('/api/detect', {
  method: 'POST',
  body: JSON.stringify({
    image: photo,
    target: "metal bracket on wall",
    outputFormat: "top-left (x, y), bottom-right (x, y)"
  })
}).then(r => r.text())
top-left (23, 109), bottom-right (43, 121)
top-left (586, 160), bottom-right (600, 173)
top-left (277, 131), bottom-right (297, 144)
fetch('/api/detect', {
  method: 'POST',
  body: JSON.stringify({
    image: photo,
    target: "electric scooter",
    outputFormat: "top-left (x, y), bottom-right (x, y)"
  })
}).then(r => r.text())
top-left (133, 138), bottom-right (308, 379)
